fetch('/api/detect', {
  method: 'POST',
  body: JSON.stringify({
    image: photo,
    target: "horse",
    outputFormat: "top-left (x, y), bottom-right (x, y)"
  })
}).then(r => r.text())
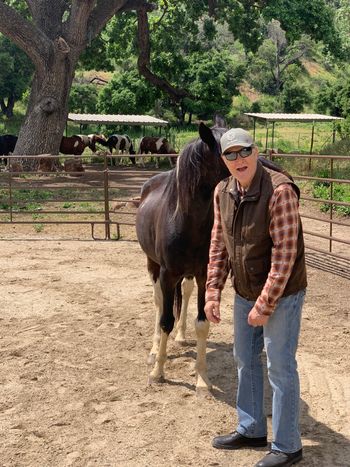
top-left (59, 135), bottom-right (89, 155)
top-left (87, 134), bottom-right (107, 152)
top-left (136, 122), bottom-right (230, 392)
top-left (105, 134), bottom-right (136, 166)
top-left (0, 134), bottom-right (18, 165)
top-left (136, 122), bottom-right (292, 392)
top-left (138, 136), bottom-right (177, 168)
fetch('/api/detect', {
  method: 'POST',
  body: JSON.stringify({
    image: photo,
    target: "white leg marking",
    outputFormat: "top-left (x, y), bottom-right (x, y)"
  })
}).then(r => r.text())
top-left (194, 319), bottom-right (212, 391)
top-left (175, 278), bottom-right (194, 344)
top-left (148, 278), bottom-right (162, 364)
top-left (149, 330), bottom-right (168, 383)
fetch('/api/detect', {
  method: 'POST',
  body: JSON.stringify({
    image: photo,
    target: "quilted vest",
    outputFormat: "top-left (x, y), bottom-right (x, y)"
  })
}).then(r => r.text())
top-left (217, 160), bottom-right (307, 301)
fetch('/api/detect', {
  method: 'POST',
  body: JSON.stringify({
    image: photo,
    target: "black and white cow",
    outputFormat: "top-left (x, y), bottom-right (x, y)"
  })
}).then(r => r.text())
top-left (0, 134), bottom-right (18, 165)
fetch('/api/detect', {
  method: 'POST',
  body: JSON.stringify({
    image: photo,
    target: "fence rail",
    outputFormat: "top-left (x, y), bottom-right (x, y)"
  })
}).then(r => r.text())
top-left (0, 152), bottom-right (349, 276)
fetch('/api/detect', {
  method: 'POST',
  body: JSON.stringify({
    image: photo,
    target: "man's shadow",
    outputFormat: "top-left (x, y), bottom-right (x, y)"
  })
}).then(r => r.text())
top-left (206, 340), bottom-right (350, 466)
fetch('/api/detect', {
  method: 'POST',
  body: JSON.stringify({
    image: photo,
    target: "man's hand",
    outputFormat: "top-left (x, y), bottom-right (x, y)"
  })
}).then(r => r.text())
top-left (204, 300), bottom-right (221, 323)
top-left (248, 308), bottom-right (269, 327)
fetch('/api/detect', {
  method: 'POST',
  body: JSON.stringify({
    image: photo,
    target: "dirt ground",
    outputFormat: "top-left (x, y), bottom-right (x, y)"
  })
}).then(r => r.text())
top-left (0, 167), bottom-right (350, 467)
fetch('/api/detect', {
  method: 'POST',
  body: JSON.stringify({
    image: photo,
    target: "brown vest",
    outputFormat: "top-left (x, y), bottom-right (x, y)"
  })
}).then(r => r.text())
top-left (217, 160), bottom-right (307, 301)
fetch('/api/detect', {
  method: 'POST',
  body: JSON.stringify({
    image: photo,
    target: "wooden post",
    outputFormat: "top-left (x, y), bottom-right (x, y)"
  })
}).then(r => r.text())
top-left (253, 118), bottom-right (256, 141)
top-left (308, 122), bottom-right (315, 171)
top-left (271, 121), bottom-right (275, 151)
top-left (264, 121), bottom-right (269, 153)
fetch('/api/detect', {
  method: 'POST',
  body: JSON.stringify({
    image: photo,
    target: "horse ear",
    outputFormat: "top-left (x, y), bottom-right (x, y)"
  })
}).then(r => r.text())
top-left (199, 122), bottom-right (217, 150)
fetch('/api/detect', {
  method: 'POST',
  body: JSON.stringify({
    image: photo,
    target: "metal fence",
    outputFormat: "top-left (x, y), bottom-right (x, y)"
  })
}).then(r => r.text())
top-left (268, 152), bottom-right (350, 278)
top-left (0, 152), bottom-right (349, 276)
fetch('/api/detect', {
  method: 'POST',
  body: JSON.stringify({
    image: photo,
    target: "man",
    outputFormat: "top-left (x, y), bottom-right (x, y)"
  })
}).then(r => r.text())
top-left (204, 128), bottom-right (307, 467)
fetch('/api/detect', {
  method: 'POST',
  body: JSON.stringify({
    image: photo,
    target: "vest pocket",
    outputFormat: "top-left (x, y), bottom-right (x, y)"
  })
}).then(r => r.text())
top-left (245, 257), bottom-right (271, 285)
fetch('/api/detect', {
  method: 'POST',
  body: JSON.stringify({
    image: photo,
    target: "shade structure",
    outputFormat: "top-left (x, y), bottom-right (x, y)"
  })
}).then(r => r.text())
top-left (68, 113), bottom-right (168, 127)
top-left (244, 113), bottom-right (343, 154)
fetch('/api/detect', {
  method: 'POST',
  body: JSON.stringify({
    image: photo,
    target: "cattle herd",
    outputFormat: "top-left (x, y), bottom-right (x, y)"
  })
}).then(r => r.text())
top-left (0, 133), bottom-right (177, 171)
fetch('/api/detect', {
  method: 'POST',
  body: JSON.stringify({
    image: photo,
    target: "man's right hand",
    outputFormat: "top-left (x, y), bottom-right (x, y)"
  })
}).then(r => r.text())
top-left (204, 300), bottom-right (221, 323)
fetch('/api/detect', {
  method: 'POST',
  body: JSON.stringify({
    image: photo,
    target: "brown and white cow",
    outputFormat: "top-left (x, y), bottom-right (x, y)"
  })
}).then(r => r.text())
top-left (138, 136), bottom-right (177, 168)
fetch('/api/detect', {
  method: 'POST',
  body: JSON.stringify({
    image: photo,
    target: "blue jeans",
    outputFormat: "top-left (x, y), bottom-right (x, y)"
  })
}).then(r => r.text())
top-left (233, 290), bottom-right (306, 453)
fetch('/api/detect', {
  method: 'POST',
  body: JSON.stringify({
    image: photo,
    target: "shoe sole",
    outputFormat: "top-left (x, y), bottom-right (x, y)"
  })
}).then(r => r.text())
top-left (212, 441), bottom-right (268, 450)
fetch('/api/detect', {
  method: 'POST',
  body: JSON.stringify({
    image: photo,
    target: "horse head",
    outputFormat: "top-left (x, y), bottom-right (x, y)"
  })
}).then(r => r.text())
top-left (176, 123), bottom-right (229, 214)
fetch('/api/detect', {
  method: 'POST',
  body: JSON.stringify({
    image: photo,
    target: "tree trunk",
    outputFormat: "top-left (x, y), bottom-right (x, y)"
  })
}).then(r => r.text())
top-left (14, 42), bottom-right (78, 170)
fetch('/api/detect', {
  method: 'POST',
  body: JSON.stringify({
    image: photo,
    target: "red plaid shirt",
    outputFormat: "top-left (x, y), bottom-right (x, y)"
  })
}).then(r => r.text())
top-left (205, 183), bottom-right (299, 315)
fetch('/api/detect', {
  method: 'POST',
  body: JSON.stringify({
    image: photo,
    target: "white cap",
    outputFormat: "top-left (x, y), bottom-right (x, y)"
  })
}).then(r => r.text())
top-left (220, 128), bottom-right (254, 154)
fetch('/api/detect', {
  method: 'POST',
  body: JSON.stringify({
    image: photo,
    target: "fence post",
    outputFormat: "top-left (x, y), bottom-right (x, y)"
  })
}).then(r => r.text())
top-left (103, 153), bottom-right (111, 240)
top-left (329, 158), bottom-right (334, 253)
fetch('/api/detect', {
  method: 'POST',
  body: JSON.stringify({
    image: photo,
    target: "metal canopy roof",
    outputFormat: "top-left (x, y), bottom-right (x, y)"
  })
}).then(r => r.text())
top-left (68, 113), bottom-right (169, 127)
top-left (245, 112), bottom-right (343, 122)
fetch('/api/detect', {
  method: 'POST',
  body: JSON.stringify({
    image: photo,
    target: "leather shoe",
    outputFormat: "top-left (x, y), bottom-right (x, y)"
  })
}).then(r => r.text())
top-left (255, 449), bottom-right (303, 467)
top-left (212, 430), bottom-right (268, 450)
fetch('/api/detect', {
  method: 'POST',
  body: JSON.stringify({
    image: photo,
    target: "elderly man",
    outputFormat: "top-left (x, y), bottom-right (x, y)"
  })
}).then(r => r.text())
top-left (205, 128), bottom-right (307, 467)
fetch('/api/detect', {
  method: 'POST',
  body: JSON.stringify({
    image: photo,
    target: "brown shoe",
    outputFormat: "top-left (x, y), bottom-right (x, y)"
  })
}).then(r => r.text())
top-left (212, 430), bottom-right (268, 450)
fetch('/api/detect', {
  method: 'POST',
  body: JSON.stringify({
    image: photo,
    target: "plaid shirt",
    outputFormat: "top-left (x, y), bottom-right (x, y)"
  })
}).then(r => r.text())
top-left (205, 183), bottom-right (299, 315)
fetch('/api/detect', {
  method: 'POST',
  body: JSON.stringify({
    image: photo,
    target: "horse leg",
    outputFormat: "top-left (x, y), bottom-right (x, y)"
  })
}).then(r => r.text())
top-left (194, 276), bottom-right (212, 392)
top-left (175, 277), bottom-right (194, 344)
top-left (147, 258), bottom-right (161, 365)
top-left (148, 267), bottom-right (176, 384)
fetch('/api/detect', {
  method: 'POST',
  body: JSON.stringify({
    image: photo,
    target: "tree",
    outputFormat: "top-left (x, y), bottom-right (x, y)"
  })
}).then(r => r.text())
top-left (0, 34), bottom-right (33, 118)
top-left (247, 20), bottom-right (312, 95)
top-left (0, 0), bottom-right (156, 159)
top-left (97, 69), bottom-right (159, 114)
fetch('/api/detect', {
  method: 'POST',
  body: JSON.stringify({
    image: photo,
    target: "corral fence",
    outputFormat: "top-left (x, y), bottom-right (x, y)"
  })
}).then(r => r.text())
top-left (268, 152), bottom-right (350, 278)
top-left (0, 152), bottom-right (349, 278)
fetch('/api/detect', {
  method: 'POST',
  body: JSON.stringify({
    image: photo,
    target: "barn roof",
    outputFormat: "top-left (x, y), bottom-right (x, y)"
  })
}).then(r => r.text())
top-left (68, 113), bottom-right (169, 127)
top-left (245, 112), bottom-right (343, 122)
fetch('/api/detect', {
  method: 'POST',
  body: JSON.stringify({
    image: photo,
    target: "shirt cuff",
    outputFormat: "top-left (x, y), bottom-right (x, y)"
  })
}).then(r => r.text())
top-left (205, 288), bottom-right (221, 303)
top-left (254, 295), bottom-right (275, 316)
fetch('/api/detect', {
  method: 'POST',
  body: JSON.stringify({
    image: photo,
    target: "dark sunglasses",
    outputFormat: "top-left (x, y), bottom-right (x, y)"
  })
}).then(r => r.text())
top-left (223, 146), bottom-right (253, 161)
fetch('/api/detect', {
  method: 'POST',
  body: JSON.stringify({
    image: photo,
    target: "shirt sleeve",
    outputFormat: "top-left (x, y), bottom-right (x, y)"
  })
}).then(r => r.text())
top-left (205, 185), bottom-right (230, 303)
top-left (254, 184), bottom-right (299, 315)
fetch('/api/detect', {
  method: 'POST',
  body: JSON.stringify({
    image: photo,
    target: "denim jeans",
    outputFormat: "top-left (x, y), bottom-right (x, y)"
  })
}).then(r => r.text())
top-left (233, 289), bottom-right (306, 453)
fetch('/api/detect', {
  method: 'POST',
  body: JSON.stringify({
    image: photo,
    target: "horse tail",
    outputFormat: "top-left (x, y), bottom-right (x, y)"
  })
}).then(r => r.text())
top-left (174, 280), bottom-right (182, 320)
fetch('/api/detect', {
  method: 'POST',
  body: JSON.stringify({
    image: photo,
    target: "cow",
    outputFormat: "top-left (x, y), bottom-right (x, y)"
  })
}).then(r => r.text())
top-left (138, 136), bottom-right (177, 168)
top-left (105, 134), bottom-right (136, 166)
top-left (0, 134), bottom-right (18, 165)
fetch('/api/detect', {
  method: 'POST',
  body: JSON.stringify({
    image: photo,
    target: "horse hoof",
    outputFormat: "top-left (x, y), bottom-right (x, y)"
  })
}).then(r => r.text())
top-left (175, 337), bottom-right (187, 346)
top-left (147, 374), bottom-right (165, 385)
top-left (196, 385), bottom-right (212, 398)
top-left (147, 353), bottom-right (156, 365)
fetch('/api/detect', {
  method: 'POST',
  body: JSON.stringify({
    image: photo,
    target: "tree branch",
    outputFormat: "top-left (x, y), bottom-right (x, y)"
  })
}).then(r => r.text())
top-left (136, 7), bottom-right (192, 102)
top-left (88, 0), bottom-right (155, 40)
top-left (0, 2), bottom-right (52, 71)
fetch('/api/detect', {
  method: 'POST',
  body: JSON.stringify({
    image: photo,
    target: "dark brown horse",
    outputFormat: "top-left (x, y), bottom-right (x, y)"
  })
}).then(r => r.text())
top-left (136, 122), bottom-right (230, 391)
top-left (136, 122), bottom-right (291, 392)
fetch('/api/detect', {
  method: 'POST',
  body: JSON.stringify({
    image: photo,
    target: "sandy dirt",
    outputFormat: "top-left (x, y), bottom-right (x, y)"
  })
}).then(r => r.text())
top-left (0, 167), bottom-right (350, 467)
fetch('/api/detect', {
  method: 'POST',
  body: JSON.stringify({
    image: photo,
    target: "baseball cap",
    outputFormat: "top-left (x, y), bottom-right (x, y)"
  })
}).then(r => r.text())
top-left (220, 128), bottom-right (254, 154)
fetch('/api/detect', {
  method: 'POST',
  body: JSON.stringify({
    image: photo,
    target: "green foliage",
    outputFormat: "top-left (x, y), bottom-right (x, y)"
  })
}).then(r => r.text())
top-left (0, 34), bottom-right (33, 117)
top-left (312, 181), bottom-right (350, 215)
top-left (97, 70), bottom-right (159, 114)
top-left (68, 83), bottom-right (98, 114)
top-left (315, 71), bottom-right (350, 117)
top-left (262, 0), bottom-right (342, 57)
top-left (279, 79), bottom-right (311, 112)
top-left (184, 50), bottom-right (244, 119)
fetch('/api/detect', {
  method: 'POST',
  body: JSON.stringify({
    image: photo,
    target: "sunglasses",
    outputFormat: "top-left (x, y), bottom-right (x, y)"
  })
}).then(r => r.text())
top-left (223, 146), bottom-right (253, 161)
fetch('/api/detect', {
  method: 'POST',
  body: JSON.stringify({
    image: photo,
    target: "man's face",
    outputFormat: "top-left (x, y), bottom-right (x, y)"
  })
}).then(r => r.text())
top-left (221, 145), bottom-right (259, 189)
